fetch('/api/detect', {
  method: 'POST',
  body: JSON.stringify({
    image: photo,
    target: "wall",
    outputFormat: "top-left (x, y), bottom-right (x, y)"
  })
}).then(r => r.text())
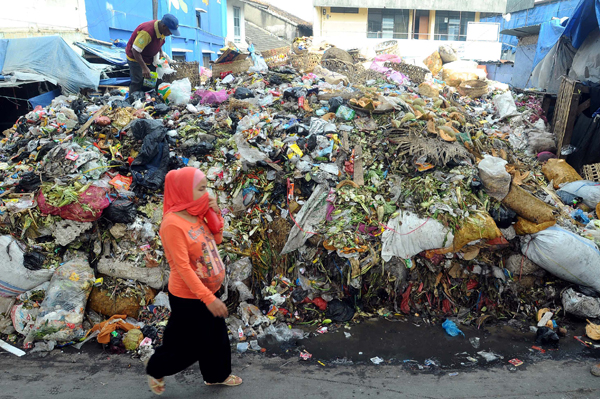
top-left (511, 38), bottom-right (537, 89)
top-left (226, 0), bottom-right (248, 48)
top-left (0, 0), bottom-right (88, 51)
top-left (84, 0), bottom-right (226, 64)
top-left (243, 4), bottom-right (298, 43)
top-left (317, 7), bottom-right (368, 43)
top-left (313, 0), bottom-right (508, 14)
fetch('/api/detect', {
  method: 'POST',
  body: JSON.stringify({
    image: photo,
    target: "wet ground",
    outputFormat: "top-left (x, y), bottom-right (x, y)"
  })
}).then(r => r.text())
top-left (262, 318), bottom-right (600, 372)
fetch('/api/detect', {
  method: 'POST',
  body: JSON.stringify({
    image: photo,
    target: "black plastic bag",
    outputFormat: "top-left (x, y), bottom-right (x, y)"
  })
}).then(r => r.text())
top-left (234, 87), bottom-right (254, 99)
top-left (23, 252), bottom-right (45, 271)
top-left (325, 299), bottom-right (355, 322)
top-left (153, 103), bottom-right (170, 115)
top-left (269, 75), bottom-right (283, 86)
top-left (15, 172), bottom-right (41, 193)
top-left (283, 87), bottom-right (306, 100)
top-left (182, 142), bottom-right (215, 157)
top-left (130, 119), bottom-right (170, 190)
top-left (490, 205), bottom-right (518, 229)
top-left (535, 326), bottom-right (559, 347)
top-left (328, 96), bottom-right (344, 113)
top-left (470, 176), bottom-right (483, 192)
top-left (141, 325), bottom-right (158, 341)
top-left (291, 288), bottom-right (308, 303)
top-left (104, 199), bottom-right (137, 224)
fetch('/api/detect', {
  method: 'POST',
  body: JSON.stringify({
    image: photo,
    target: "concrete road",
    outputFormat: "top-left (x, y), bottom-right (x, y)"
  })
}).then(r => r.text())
top-left (1, 349), bottom-right (599, 399)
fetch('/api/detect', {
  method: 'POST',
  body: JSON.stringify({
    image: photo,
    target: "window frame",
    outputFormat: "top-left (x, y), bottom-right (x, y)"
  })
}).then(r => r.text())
top-left (367, 8), bottom-right (409, 39)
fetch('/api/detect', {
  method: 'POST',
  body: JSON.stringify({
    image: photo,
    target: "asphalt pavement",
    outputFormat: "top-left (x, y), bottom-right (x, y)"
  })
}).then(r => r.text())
top-left (1, 348), bottom-right (599, 399)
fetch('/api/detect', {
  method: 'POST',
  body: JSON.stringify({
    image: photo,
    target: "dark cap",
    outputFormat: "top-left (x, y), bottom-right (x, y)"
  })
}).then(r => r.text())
top-left (161, 14), bottom-right (180, 36)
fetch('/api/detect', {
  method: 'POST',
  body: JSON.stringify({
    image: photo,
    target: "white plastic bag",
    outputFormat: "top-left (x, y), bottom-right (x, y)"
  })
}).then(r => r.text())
top-left (557, 180), bottom-right (600, 208)
top-left (381, 211), bottom-right (454, 261)
top-left (522, 226), bottom-right (600, 293)
top-left (493, 91), bottom-right (519, 119)
top-left (249, 55), bottom-right (268, 73)
top-left (169, 78), bottom-right (192, 105)
top-left (562, 288), bottom-right (600, 318)
top-left (0, 235), bottom-right (54, 298)
top-left (478, 155), bottom-right (511, 201)
top-left (155, 58), bottom-right (176, 79)
top-left (31, 259), bottom-right (94, 341)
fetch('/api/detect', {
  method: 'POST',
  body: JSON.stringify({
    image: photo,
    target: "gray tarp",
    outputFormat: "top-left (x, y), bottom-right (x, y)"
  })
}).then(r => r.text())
top-left (1, 36), bottom-right (100, 93)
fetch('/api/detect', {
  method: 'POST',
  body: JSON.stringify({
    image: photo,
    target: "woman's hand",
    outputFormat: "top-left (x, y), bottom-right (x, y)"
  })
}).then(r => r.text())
top-left (206, 298), bottom-right (228, 318)
top-left (208, 196), bottom-right (220, 213)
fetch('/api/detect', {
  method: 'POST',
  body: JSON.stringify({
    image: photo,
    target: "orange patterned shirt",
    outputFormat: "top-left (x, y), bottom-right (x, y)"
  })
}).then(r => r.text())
top-left (160, 212), bottom-right (225, 305)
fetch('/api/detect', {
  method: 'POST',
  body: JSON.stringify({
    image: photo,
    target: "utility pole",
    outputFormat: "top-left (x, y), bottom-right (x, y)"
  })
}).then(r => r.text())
top-left (152, 0), bottom-right (158, 20)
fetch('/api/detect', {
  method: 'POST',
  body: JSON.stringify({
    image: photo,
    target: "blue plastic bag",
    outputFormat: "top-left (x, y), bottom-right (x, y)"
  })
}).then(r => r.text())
top-left (572, 209), bottom-right (591, 224)
top-left (442, 319), bottom-right (465, 337)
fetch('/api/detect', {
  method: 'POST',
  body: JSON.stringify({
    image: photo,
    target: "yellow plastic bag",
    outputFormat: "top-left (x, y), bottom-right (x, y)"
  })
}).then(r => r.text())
top-left (586, 319), bottom-right (600, 340)
top-left (542, 159), bottom-right (582, 189)
top-left (514, 217), bottom-right (556, 235)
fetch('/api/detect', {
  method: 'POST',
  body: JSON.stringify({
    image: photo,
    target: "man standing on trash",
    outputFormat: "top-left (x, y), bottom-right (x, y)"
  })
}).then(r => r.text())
top-left (125, 14), bottom-right (179, 93)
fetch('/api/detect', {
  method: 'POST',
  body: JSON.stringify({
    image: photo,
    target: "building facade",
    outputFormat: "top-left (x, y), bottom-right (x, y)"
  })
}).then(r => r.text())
top-left (84, 0), bottom-right (227, 66)
top-left (312, 0), bottom-right (536, 60)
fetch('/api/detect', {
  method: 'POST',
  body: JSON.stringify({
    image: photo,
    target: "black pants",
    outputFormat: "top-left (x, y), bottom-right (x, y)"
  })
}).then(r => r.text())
top-left (146, 292), bottom-right (232, 383)
top-left (128, 61), bottom-right (157, 93)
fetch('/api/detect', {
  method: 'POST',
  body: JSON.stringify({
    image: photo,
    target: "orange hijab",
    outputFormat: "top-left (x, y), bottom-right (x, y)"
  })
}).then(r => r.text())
top-left (163, 167), bottom-right (209, 217)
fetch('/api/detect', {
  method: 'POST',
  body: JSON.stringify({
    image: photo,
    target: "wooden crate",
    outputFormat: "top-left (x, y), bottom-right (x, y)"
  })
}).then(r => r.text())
top-left (582, 163), bottom-right (600, 182)
top-left (162, 61), bottom-right (201, 87)
top-left (552, 76), bottom-right (591, 159)
top-left (261, 46), bottom-right (290, 68)
top-left (211, 58), bottom-right (253, 77)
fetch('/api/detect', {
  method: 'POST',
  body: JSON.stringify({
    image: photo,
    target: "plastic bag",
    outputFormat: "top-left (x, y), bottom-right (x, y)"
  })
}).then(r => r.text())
top-left (493, 91), bottom-right (519, 119)
top-left (97, 258), bottom-right (167, 290)
top-left (423, 51), bottom-right (443, 75)
top-left (522, 226), bottom-right (600, 293)
top-left (260, 324), bottom-right (305, 342)
top-left (169, 78), bottom-right (192, 105)
top-left (129, 119), bottom-right (170, 190)
top-left (234, 87), bottom-right (255, 99)
top-left (104, 199), bottom-right (137, 224)
top-left (442, 319), bottom-right (464, 337)
top-left (31, 259), bottom-right (94, 341)
top-left (557, 180), bottom-right (600, 209)
top-left (325, 299), bottom-right (355, 322)
top-left (194, 89), bottom-right (229, 105)
top-left (438, 45), bottom-right (458, 63)
top-left (335, 105), bottom-right (355, 121)
top-left (328, 96), bottom-right (344, 113)
top-left (452, 213), bottom-right (501, 252)
top-left (478, 155), bottom-right (511, 201)
top-left (37, 185), bottom-right (109, 223)
top-left (123, 329), bottom-right (143, 351)
top-left (489, 205), bottom-right (517, 229)
top-left (562, 288), bottom-right (600, 318)
top-left (542, 159), bottom-right (582, 189)
top-left (527, 129), bottom-right (556, 154)
top-left (158, 83), bottom-right (172, 102)
top-left (155, 58), bottom-right (175, 79)
top-left (514, 217), bottom-right (555, 235)
top-left (249, 55), bottom-right (268, 73)
top-left (381, 211), bottom-right (454, 261)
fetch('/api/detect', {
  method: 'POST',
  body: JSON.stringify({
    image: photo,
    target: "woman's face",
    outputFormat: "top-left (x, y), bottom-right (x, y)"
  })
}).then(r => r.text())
top-left (193, 177), bottom-right (208, 201)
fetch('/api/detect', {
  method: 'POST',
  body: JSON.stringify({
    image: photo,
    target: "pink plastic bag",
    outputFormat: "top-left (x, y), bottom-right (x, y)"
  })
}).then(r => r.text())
top-left (37, 186), bottom-right (110, 222)
top-left (373, 54), bottom-right (402, 63)
top-left (194, 89), bottom-right (229, 105)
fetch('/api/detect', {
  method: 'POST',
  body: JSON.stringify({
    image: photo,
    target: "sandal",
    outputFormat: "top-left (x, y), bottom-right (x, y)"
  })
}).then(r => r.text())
top-left (148, 376), bottom-right (165, 395)
top-left (204, 375), bottom-right (243, 387)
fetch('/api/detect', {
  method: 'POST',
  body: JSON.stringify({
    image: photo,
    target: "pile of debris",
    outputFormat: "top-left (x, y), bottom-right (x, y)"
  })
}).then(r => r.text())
top-left (1, 44), bottom-right (600, 359)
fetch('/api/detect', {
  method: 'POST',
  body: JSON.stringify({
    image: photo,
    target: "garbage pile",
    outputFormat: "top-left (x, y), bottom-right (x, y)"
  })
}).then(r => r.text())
top-left (2, 45), bottom-right (600, 358)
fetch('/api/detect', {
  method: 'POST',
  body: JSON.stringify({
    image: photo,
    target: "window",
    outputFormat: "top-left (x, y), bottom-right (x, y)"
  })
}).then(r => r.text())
top-left (233, 7), bottom-right (241, 43)
top-left (203, 53), bottom-right (211, 68)
top-left (330, 7), bottom-right (359, 13)
top-left (367, 9), bottom-right (409, 39)
top-left (196, 11), bottom-right (202, 29)
top-left (434, 11), bottom-right (475, 41)
top-left (172, 52), bottom-right (186, 62)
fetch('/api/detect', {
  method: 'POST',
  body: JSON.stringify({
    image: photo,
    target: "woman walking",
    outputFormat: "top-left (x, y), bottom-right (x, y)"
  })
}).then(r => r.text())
top-left (145, 167), bottom-right (242, 394)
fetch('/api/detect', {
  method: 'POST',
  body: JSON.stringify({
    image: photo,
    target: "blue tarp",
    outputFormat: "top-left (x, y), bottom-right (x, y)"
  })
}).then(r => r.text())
top-left (563, 0), bottom-right (600, 48)
top-left (533, 18), bottom-right (569, 68)
top-left (99, 77), bottom-right (131, 86)
top-left (74, 42), bottom-right (128, 66)
top-left (1, 36), bottom-right (100, 93)
top-left (0, 40), bottom-right (8, 73)
top-left (481, 0), bottom-right (581, 53)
